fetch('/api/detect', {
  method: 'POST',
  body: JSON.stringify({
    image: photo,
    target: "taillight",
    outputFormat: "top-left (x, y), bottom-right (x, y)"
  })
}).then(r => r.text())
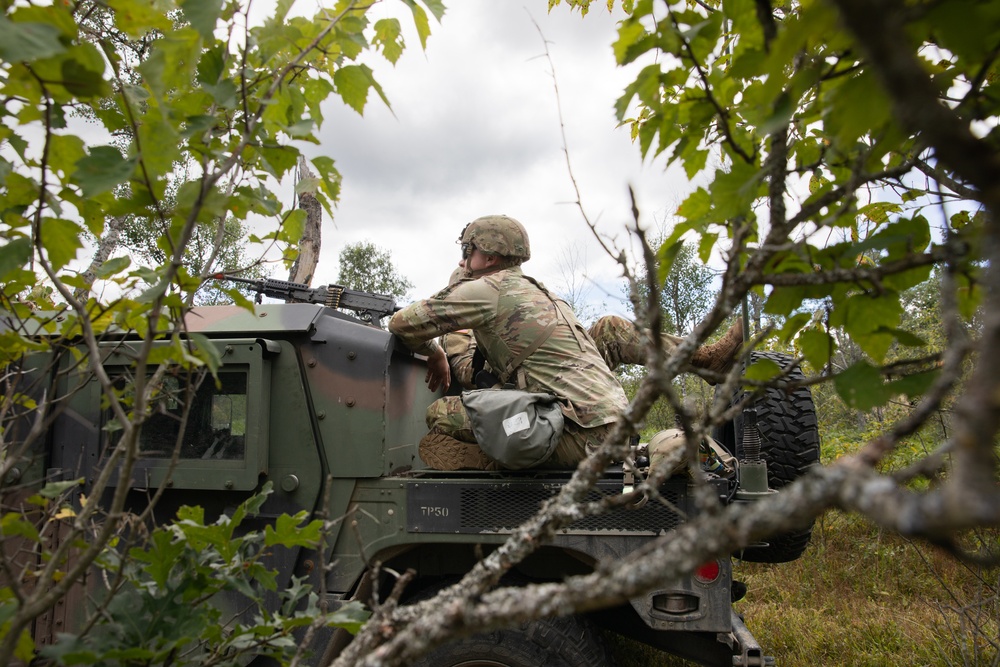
top-left (694, 560), bottom-right (721, 584)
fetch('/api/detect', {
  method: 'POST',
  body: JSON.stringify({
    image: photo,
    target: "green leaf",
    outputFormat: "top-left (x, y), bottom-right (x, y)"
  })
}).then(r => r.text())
top-left (130, 530), bottom-right (187, 588)
top-left (417, 0), bottom-right (446, 22)
top-left (60, 43), bottom-right (108, 99)
top-left (37, 478), bottom-right (84, 499)
top-left (327, 600), bottom-right (371, 635)
top-left (404, 1), bottom-right (432, 49)
top-left (373, 18), bottom-right (404, 64)
top-left (187, 333), bottom-right (223, 374)
top-left (831, 293), bottom-right (902, 363)
top-left (655, 240), bottom-right (684, 284)
top-left (265, 513), bottom-right (322, 548)
top-left (676, 187), bottom-right (711, 222)
top-left (0, 512), bottom-right (41, 542)
top-left (0, 237), bottom-right (32, 281)
top-left (106, 0), bottom-right (173, 38)
top-left (744, 356), bottom-right (782, 382)
top-left (886, 327), bottom-right (928, 348)
top-left (853, 329), bottom-right (895, 364)
top-left (825, 70), bottom-right (893, 149)
top-left (0, 17), bottom-right (65, 62)
top-left (38, 219), bottom-right (84, 271)
top-left (334, 64), bottom-right (378, 115)
top-left (73, 145), bottom-right (137, 197)
top-left (697, 232), bottom-right (718, 264)
top-left (281, 209), bottom-right (307, 245)
top-left (886, 370), bottom-right (938, 400)
top-left (763, 285), bottom-right (806, 317)
top-left (836, 292), bottom-right (902, 335)
top-left (310, 155), bottom-right (341, 211)
top-left (834, 361), bottom-right (890, 411)
top-left (95, 256), bottom-right (132, 279)
top-left (798, 328), bottom-right (833, 369)
top-left (180, 0), bottom-right (223, 40)
top-left (13, 626), bottom-right (34, 664)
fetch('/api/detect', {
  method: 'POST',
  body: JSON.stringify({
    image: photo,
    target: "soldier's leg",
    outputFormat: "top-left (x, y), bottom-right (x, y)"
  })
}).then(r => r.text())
top-left (589, 315), bottom-right (743, 379)
top-left (588, 316), bottom-right (646, 371)
top-left (588, 315), bottom-right (684, 371)
top-left (548, 421), bottom-right (615, 467)
top-left (420, 396), bottom-right (497, 470)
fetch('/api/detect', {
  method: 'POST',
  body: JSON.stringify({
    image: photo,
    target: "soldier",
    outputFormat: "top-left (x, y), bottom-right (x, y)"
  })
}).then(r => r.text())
top-left (442, 262), bottom-right (744, 390)
top-left (389, 215), bottom-right (629, 470)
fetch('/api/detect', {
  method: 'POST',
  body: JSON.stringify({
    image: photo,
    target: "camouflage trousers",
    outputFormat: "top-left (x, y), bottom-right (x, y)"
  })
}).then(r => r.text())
top-left (587, 315), bottom-right (684, 371)
top-left (425, 395), bottom-right (615, 467)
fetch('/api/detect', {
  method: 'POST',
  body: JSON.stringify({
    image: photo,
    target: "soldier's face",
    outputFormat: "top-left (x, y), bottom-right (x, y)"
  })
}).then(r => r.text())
top-left (466, 247), bottom-right (496, 274)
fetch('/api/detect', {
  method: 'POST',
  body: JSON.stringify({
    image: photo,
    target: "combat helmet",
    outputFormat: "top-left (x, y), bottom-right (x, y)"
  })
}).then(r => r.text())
top-left (460, 215), bottom-right (531, 262)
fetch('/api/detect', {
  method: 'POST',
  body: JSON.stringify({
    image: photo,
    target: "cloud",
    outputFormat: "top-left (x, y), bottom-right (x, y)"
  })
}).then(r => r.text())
top-left (300, 1), bottom-right (693, 317)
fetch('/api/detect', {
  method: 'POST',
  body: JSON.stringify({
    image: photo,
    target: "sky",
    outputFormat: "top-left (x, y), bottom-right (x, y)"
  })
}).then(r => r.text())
top-left (296, 1), bottom-right (695, 318)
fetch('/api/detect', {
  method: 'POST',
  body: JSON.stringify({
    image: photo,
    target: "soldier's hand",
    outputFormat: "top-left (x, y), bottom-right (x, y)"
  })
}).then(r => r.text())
top-left (425, 345), bottom-right (451, 393)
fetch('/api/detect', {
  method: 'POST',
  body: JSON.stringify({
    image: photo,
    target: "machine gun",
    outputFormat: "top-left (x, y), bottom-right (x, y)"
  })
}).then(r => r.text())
top-left (213, 274), bottom-right (399, 324)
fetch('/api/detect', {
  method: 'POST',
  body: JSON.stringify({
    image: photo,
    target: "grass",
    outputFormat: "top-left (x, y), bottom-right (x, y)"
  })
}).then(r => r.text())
top-left (607, 511), bottom-right (999, 667)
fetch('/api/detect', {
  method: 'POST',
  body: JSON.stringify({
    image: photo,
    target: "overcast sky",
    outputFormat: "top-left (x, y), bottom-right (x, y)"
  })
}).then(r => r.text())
top-left (297, 1), bottom-right (695, 318)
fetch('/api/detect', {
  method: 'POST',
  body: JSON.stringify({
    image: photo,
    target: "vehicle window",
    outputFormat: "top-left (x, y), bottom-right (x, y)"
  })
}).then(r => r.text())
top-left (109, 371), bottom-right (249, 461)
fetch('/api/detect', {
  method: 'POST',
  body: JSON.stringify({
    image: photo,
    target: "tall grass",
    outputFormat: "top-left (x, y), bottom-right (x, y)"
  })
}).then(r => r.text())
top-left (608, 512), bottom-right (999, 666)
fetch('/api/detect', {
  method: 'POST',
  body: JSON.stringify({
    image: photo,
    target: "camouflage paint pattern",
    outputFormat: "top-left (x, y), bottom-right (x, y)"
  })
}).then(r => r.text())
top-left (184, 304), bottom-right (434, 479)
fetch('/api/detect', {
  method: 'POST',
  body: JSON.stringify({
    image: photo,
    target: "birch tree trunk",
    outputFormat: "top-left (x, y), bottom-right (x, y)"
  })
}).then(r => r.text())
top-left (73, 215), bottom-right (127, 301)
top-left (289, 158), bottom-right (323, 285)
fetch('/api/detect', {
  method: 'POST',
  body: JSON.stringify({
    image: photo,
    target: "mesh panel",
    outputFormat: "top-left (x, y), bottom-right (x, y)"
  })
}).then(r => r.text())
top-left (457, 484), bottom-right (684, 533)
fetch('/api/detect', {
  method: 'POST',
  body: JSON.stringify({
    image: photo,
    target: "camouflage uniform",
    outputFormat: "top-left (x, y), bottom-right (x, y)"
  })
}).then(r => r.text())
top-left (445, 315), bottom-right (675, 386)
top-left (587, 315), bottom-right (680, 371)
top-left (389, 266), bottom-right (628, 467)
top-left (588, 314), bottom-right (743, 376)
top-left (441, 329), bottom-right (480, 390)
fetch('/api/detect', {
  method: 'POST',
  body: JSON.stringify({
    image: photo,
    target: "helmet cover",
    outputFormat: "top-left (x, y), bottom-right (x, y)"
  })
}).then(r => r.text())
top-left (460, 215), bottom-right (531, 262)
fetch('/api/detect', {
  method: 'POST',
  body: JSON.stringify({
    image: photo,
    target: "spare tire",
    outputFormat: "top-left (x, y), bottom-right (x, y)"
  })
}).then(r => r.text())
top-left (712, 351), bottom-right (820, 563)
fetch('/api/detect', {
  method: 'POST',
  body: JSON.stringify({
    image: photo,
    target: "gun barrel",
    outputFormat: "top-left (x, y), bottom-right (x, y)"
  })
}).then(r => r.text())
top-left (211, 273), bottom-right (257, 286)
top-left (211, 274), bottom-right (397, 323)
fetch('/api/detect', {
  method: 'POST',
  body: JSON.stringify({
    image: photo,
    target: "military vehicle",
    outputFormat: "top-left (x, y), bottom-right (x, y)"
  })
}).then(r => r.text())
top-left (2, 278), bottom-right (819, 667)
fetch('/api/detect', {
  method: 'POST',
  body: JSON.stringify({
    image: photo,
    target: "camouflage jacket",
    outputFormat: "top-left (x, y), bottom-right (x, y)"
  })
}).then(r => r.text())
top-left (441, 329), bottom-right (480, 390)
top-left (389, 267), bottom-right (627, 428)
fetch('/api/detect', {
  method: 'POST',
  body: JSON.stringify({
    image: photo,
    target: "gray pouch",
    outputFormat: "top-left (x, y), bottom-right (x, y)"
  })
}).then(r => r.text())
top-left (461, 389), bottom-right (565, 469)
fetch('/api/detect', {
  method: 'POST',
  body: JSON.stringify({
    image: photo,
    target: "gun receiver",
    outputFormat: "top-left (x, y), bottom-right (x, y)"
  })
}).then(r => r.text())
top-left (212, 274), bottom-right (398, 324)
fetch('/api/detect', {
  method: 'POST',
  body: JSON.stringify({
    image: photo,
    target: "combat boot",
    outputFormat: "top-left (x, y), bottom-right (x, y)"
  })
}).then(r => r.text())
top-left (691, 318), bottom-right (743, 380)
top-left (419, 430), bottom-right (498, 471)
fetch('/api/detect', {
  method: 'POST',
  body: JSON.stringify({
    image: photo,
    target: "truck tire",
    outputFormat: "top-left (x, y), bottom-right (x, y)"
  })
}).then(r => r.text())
top-left (712, 351), bottom-right (820, 563)
top-left (405, 579), bottom-right (617, 667)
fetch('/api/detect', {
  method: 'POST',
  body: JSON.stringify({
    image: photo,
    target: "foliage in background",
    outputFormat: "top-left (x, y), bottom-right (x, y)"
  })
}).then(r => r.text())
top-left (336, 240), bottom-right (414, 299)
top-left (0, 0), bottom-right (442, 663)
top-left (36, 484), bottom-right (369, 667)
top-left (542, 0), bottom-right (1000, 662)
top-left (616, 231), bottom-right (719, 436)
top-left (629, 237), bottom-right (714, 337)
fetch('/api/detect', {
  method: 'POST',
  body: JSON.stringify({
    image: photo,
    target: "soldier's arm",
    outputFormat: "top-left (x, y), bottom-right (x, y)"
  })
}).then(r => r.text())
top-left (442, 330), bottom-right (477, 389)
top-left (387, 282), bottom-right (493, 357)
